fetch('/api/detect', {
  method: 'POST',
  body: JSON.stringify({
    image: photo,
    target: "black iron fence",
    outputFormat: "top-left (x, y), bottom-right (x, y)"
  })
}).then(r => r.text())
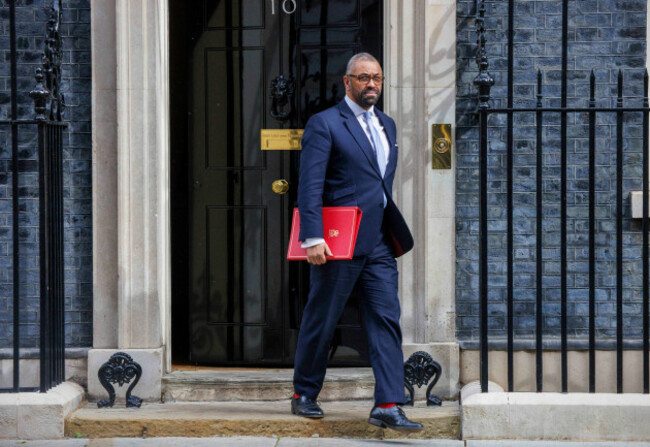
top-left (0, 0), bottom-right (66, 393)
top-left (474, 0), bottom-right (650, 393)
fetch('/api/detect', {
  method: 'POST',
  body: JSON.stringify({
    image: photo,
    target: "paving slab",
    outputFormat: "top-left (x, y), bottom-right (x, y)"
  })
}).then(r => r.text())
top-left (0, 439), bottom-right (276, 447)
top-left (467, 443), bottom-right (650, 447)
top-left (277, 438), bottom-right (463, 446)
top-left (66, 400), bottom-right (459, 440)
top-left (0, 442), bottom-right (89, 447)
top-left (104, 437), bottom-right (278, 446)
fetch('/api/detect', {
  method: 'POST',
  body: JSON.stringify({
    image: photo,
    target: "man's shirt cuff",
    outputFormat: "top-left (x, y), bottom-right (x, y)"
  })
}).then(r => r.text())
top-left (301, 237), bottom-right (325, 249)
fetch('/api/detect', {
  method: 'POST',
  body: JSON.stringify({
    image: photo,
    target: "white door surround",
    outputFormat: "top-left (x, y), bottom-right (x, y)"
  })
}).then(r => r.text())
top-left (90, 0), bottom-right (459, 401)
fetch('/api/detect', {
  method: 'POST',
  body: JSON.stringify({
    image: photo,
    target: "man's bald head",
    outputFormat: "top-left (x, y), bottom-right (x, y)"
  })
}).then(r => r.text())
top-left (346, 52), bottom-right (380, 76)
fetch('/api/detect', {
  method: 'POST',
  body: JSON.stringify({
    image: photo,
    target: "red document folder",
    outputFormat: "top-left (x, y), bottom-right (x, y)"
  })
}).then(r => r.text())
top-left (287, 207), bottom-right (363, 260)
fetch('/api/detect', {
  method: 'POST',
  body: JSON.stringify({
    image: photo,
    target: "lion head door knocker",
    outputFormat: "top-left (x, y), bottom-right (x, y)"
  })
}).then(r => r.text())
top-left (403, 351), bottom-right (443, 407)
top-left (270, 75), bottom-right (295, 122)
top-left (97, 352), bottom-right (143, 408)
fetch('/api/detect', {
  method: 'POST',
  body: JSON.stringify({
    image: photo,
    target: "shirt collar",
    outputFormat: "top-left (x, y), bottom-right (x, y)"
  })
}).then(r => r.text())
top-left (345, 94), bottom-right (374, 118)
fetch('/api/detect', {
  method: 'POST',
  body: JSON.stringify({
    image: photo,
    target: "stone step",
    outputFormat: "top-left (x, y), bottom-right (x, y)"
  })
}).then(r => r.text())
top-left (162, 368), bottom-right (376, 402)
top-left (65, 400), bottom-right (460, 440)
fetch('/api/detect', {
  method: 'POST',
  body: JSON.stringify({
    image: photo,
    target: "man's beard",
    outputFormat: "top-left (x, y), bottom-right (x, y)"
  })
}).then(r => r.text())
top-left (360, 88), bottom-right (380, 107)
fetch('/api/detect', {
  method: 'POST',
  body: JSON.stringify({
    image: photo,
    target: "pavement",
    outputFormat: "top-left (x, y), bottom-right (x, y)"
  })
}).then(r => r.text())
top-left (3, 439), bottom-right (650, 446)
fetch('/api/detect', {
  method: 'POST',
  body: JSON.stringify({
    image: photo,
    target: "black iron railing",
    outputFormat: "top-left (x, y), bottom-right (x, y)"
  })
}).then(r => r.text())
top-left (474, 0), bottom-right (650, 393)
top-left (0, 0), bottom-right (66, 393)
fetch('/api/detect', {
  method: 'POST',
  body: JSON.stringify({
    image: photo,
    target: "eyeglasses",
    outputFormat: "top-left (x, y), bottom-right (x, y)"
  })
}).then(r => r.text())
top-left (347, 73), bottom-right (385, 84)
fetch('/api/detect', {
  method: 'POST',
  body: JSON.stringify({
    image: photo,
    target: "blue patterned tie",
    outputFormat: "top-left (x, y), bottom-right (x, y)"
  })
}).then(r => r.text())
top-left (363, 111), bottom-right (386, 177)
top-left (363, 111), bottom-right (387, 207)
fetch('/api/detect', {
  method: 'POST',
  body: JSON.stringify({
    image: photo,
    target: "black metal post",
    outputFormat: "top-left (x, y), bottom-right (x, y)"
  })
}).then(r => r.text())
top-left (642, 69), bottom-right (650, 394)
top-left (616, 70), bottom-right (624, 394)
top-left (506, 0), bottom-right (515, 393)
top-left (38, 121), bottom-right (50, 393)
top-left (473, 0), bottom-right (494, 393)
top-left (52, 124), bottom-right (60, 386)
top-left (57, 125), bottom-right (64, 384)
top-left (589, 70), bottom-right (596, 393)
top-left (479, 108), bottom-right (488, 393)
top-left (536, 70), bottom-right (543, 392)
top-left (560, 0), bottom-right (569, 394)
top-left (9, 0), bottom-right (21, 394)
top-left (54, 124), bottom-right (60, 385)
top-left (38, 121), bottom-right (66, 391)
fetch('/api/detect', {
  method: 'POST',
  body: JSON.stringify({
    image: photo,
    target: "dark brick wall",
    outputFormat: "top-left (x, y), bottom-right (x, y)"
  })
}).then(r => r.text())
top-left (0, 0), bottom-right (91, 350)
top-left (456, 0), bottom-right (648, 347)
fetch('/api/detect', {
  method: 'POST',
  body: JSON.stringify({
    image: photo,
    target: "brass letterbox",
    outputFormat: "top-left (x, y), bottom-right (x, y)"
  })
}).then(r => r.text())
top-left (260, 129), bottom-right (304, 150)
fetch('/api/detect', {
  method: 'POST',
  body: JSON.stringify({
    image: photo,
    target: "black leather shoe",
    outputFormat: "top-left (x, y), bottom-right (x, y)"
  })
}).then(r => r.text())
top-left (291, 395), bottom-right (324, 418)
top-left (368, 405), bottom-right (424, 432)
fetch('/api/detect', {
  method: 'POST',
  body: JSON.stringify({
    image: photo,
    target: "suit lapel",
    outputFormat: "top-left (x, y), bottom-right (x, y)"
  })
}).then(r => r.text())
top-left (375, 109), bottom-right (397, 179)
top-left (339, 101), bottom-right (383, 178)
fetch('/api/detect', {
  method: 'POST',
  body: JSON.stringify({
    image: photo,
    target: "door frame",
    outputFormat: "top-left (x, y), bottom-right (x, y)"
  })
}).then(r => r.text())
top-left (167, 0), bottom-right (392, 369)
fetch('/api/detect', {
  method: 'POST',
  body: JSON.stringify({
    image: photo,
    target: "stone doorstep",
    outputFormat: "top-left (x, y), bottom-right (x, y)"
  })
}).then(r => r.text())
top-left (65, 400), bottom-right (460, 440)
top-left (162, 368), bottom-right (377, 402)
top-left (462, 392), bottom-right (650, 442)
top-left (0, 381), bottom-right (86, 440)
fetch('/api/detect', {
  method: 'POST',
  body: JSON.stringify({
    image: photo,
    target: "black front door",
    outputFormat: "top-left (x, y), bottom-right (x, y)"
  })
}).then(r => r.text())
top-left (184, 0), bottom-right (383, 366)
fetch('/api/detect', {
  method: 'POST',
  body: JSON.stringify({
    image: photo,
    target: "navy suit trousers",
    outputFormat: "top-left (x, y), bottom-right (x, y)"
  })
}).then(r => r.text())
top-left (293, 231), bottom-right (405, 404)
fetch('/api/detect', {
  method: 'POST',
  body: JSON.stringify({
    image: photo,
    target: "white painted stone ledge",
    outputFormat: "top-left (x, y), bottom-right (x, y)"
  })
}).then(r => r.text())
top-left (0, 381), bottom-right (86, 440)
top-left (462, 391), bottom-right (650, 441)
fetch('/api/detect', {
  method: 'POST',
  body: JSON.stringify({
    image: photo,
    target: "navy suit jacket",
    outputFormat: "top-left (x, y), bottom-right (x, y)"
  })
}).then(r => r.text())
top-left (297, 99), bottom-right (414, 257)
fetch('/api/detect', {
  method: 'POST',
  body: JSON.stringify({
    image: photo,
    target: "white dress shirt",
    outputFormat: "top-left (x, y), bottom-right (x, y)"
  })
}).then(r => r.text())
top-left (301, 95), bottom-right (390, 249)
top-left (345, 95), bottom-right (390, 168)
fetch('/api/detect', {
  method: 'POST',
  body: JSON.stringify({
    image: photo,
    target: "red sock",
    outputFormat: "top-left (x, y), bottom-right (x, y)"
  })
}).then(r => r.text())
top-left (378, 403), bottom-right (395, 408)
top-left (294, 393), bottom-right (300, 399)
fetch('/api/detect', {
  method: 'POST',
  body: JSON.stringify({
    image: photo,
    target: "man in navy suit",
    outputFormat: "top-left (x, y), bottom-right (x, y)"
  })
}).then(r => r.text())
top-left (291, 53), bottom-right (422, 432)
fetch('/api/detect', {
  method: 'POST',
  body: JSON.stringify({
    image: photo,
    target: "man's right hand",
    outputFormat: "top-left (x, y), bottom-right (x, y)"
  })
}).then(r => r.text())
top-left (306, 242), bottom-right (333, 265)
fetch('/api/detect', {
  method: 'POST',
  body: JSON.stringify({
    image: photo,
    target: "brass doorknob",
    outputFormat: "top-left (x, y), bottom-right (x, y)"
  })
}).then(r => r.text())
top-left (272, 179), bottom-right (290, 194)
